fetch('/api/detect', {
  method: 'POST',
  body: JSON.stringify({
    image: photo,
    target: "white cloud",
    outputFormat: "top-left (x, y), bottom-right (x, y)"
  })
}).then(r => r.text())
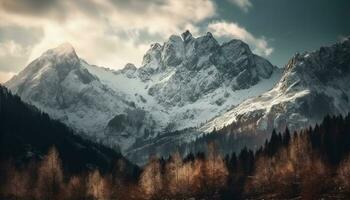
top-left (0, 40), bottom-right (31, 57)
top-left (0, 0), bottom-right (216, 71)
top-left (0, 40), bottom-right (33, 78)
top-left (227, 0), bottom-right (252, 12)
top-left (208, 21), bottom-right (273, 56)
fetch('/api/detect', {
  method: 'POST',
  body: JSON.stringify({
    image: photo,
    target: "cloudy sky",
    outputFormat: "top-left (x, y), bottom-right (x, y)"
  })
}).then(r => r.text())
top-left (0, 0), bottom-right (349, 83)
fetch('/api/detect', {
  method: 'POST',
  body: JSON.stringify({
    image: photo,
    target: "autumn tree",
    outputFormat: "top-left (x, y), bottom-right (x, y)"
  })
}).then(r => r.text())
top-left (87, 170), bottom-right (111, 200)
top-left (35, 147), bottom-right (65, 200)
top-left (336, 156), bottom-right (350, 195)
top-left (247, 132), bottom-right (330, 199)
top-left (66, 175), bottom-right (88, 200)
top-left (165, 152), bottom-right (183, 196)
top-left (247, 155), bottom-right (276, 194)
top-left (2, 165), bottom-right (30, 199)
top-left (139, 156), bottom-right (163, 199)
top-left (111, 159), bottom-right (129, 199)
top-left (202, 143), bottom-right (228, 199)
top-left (300, 158), bottom-right (330, 200)
top-left (164, 152), bottom-right (205, 198)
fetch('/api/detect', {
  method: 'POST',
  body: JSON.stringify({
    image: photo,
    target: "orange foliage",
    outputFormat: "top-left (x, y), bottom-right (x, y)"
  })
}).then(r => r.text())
top-left (87, 170), bottom-right (112, 200)
top-left (246, 133), bottom-right (331, 199)
top-left (336, 156), bottom-right (350, 195)
top-left (35, 147), bottom-right (65, 200)
top-left (139, 156), bottom-right (163, 199)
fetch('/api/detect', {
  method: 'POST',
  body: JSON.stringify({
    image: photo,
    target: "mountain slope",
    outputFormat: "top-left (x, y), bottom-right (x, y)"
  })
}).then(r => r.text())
top-left (5, 31), bottom-right (281, 160)
top-left (0, 85), bottom-right (138, 175)
top-left (5, 44), bottom-right (126, 133)
top-left (201, 37), bottom-right (350, 135)
top-left (5, 43), bottom-right (141, 149)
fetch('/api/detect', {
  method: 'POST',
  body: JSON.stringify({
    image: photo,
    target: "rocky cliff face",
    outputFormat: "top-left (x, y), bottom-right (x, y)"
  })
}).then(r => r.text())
top-left (140, 31), bottom-right (277, 107)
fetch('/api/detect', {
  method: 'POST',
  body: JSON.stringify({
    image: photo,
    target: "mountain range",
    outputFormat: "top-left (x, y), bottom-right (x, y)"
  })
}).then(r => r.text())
top-left (5, 31), bottom-right (350, 164)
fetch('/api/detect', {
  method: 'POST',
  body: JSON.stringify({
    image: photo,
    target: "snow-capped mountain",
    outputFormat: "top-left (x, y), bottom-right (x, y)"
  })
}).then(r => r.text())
top-left (5, 31), bottom-right (280, 162)
top-left (126, 37), bottom-right (350, 164)
top-left (201, 37), bottom-right (350, 135)
top-left (5, 43), bottom-right (143, 140)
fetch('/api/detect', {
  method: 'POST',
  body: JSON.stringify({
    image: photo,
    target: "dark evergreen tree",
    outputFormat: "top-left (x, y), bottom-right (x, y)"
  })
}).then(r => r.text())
top-left (282, 127), bottom-right (291, 146)
top-left (0, 85), bottom-right (139, 178)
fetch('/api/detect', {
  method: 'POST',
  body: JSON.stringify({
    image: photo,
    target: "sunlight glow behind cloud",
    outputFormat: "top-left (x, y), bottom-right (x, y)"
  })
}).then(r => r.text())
top-left (0, 0), bottom-right (215, 71)
top-left (0, 0), bottom-right (276, 83)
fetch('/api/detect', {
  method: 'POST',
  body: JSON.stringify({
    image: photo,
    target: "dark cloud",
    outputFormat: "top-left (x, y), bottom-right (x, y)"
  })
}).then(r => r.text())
top-left (0, 0), bottom-right (67, 20)
top-left (0, 0), bottom-right (166, 24)
top-left (71, 0), bottom-right (103, 19)
top-left (109, 0), bottom-right (166, 12)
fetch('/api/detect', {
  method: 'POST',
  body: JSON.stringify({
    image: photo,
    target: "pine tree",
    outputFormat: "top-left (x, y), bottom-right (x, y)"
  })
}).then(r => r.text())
top-left (283, 127), bottom-right (291, 146)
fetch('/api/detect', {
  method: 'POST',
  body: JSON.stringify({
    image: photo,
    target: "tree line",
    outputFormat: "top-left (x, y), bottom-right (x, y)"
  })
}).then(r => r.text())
top-left (2, 113), bottom-right (350, 199)
top-left (2, 84), bottom-right (350, 199)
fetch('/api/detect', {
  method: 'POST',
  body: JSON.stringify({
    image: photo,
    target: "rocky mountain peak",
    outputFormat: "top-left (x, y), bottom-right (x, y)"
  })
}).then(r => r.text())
top-left (29, 43), bottom-right (81, 78)
top-left (194, 32), bottom-right (219, 53)
top-left (123, 63), bottom-right (137, 71)
top-left (121, 63), bottom-right (137, 78)
top-left (141, 43), bottom-right (162, 67)
top-left (181, 30), bottom-right (193, 42)
top-left (206, 32), bottom-right (213, 37)
top-left (162, 35), bottom-right (185, 68)
top-left (4, 42), bottom-right (98, 104)
top-left (225, 39), bottom-right (251, 53)
top-left (56, 42), bottom-right (75, 52)
top-left (281, 36), bottom-right (350, 91)
top-left (150, 43), bottom-right (162, 50)
top-left (44, 42), bottom-right (78, 59)
top-left (168, 35), bottom-right (183, 43)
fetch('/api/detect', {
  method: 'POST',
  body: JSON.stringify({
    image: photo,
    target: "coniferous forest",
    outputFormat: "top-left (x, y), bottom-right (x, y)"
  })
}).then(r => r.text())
top-left (2, 85), bottom-right (350, 199)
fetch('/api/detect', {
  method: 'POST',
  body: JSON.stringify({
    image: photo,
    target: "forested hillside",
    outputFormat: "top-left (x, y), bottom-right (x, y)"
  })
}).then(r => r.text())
top-left (0, 85), bottom-right (138, 174)
top-left (2, 93), bottom-right (350, 199)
